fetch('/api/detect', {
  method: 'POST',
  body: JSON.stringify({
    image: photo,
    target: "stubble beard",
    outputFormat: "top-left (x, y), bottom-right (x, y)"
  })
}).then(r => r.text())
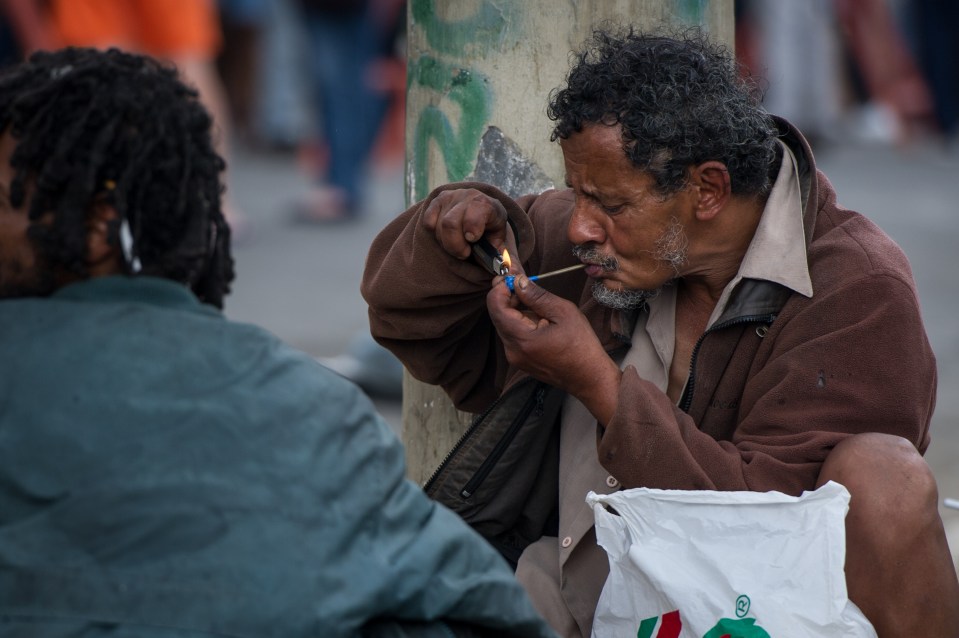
top-left (572, 217), bottom-right (689, 311)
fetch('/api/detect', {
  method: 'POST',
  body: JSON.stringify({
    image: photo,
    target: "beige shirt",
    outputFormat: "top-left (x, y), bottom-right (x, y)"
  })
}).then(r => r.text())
top-left (516, 142), bottom-right (812, 638)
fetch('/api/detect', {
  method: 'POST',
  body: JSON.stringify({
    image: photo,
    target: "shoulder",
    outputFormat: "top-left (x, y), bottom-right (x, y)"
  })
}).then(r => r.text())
top-left (808, 194), bottom-right (918, 298)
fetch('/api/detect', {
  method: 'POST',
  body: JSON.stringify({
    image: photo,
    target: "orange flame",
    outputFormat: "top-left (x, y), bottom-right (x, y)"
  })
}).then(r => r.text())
top-left (502, 248), bottom-right (512, 271)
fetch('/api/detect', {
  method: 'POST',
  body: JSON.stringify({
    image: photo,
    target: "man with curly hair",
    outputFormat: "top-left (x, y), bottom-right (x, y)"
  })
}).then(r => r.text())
top-left (362, 27), bottom-right (959, 637)
top-left (0, 47), bottom-right (557, 638)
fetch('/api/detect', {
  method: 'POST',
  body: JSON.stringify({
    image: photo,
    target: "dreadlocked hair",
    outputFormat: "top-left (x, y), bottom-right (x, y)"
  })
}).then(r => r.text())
top-left (548, 25), bottom-right (779, 198)
top-left (0, 47), bottom-right (234, 308)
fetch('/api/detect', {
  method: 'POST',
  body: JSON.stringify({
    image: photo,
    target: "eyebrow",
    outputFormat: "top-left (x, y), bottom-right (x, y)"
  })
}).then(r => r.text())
top-left (565, 176), bottom-right (609, 204)
top-left (564, 175), bottom-right (590, 194)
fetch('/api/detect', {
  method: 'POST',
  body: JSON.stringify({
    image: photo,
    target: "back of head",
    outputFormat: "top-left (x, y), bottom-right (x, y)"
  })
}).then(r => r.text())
top-left (548, 26), bottom-right (779, 198)
top-left (0, 47), bottom-right (234, 308)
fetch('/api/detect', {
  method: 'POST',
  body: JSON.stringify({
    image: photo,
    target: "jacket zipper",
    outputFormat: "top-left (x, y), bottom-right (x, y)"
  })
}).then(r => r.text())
top-left (458, 385), bottom-right (547, 498)
top-left (679, 313), bottom-right (776, 413)
top-left (422, 378), bottom-right (544, 491)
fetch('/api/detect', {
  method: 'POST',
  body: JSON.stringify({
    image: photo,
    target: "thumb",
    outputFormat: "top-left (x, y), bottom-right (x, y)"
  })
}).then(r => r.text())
top-left (513, 275), bottom-right (560, 317)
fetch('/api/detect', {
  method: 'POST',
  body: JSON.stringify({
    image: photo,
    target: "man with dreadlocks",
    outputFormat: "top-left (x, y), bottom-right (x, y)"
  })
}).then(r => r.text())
top-left (363, 27), bottom-right (959, 637)
top-left (0, 48), bottom-right (556, 637)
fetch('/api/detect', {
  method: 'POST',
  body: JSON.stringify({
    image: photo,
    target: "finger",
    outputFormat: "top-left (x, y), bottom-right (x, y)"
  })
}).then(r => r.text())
top-left (487, 277), bottom-right (517, 315)
top-left (464, 195), bottom-right (508, 246)
top-left (421, 196), bottom-right (442, 232)
top-left (435, 200), bottom-right (474, 259)
top-left (511, 275), bottom-right (561, 318)
top-left (487, 282), bottom-right (539, 331)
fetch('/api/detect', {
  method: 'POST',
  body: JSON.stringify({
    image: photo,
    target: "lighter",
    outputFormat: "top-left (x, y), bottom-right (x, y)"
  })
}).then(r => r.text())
top-left (471, 236), bottom-right (510, 276)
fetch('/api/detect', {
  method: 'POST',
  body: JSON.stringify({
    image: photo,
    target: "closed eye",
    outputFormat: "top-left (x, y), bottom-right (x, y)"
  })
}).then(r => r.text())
top-left (564, 176), bottom-right (624, 214)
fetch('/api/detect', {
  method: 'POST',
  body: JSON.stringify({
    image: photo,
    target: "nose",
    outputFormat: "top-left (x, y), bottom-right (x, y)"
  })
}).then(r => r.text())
top-left (567, 199), bottom-right (606, 247)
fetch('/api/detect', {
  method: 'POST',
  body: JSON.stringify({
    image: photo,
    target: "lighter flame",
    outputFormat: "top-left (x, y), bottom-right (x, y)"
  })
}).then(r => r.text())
top-left (502, 248), bottom-right (512, 271)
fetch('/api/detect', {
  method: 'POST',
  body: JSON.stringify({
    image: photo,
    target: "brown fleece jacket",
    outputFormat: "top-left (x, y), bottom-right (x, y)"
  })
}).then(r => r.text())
top-left (361, 119), bottom-right (935, 496)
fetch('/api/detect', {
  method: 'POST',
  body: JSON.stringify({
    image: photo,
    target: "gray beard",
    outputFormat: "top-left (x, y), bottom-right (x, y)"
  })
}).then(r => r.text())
top-left (572, 216), bottom-right (687, 311)
top-left (590, 280), bottom-right (659, 310)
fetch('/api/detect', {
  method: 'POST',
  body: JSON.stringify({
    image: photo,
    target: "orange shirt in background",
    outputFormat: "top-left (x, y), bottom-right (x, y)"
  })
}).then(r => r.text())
top-left (50, 0), bottom-right (222, 58)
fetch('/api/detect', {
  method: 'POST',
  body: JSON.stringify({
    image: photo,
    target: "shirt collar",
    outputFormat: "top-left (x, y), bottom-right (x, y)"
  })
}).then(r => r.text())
top-left (706, 141), bottom-right (813, 327)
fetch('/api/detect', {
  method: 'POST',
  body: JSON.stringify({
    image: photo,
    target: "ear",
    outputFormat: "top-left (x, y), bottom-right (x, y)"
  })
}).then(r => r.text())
top-left (86, 198), bottom-right (123, 275)
top-left (690, 161), bottom-right (731, 221)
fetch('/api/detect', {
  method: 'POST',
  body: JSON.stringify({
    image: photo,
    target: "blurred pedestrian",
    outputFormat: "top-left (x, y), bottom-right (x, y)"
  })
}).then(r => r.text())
top-left (46, 0), bottom-right (249, 236)
top-left (902, 0), bottom-right (959, 142)
top-left (291, 0), bottom-right (404, 223)
top-left (737, 0), bottom-right (936, 147)
top-left (833, 0), bottom-right (937, 144)
top-left (735, 0), bottom-right (846, 146)
top-left (0, 0), bottom-right (57, 64)
top-left (217, 0), bottom-right (269, 143)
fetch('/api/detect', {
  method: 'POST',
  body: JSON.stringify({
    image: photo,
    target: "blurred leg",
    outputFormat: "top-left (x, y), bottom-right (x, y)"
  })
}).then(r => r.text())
top-left (817, 432), bottom-right (959, 637)
top-left (303, 6), bottom-right (390, 215)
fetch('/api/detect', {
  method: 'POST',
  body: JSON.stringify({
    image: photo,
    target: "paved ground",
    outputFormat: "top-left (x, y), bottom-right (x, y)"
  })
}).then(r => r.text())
top-left (224, 136), bottom-right (959, 568)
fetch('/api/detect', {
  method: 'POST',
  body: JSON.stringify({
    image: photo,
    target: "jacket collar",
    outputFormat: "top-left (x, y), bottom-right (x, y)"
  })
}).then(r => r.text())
top-left (772, 115), bottom-right (818, 243)
top-left (52, 276), bottom-right (221, 317)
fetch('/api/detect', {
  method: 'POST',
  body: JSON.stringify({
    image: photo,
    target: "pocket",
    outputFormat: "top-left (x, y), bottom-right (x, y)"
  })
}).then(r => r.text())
top-left (424, 378), bottom-right (563, 539)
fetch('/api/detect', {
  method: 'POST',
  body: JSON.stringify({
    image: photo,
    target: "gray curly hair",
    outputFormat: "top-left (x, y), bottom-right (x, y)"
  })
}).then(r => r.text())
top-left (548, 26), bottom-right (779, 197)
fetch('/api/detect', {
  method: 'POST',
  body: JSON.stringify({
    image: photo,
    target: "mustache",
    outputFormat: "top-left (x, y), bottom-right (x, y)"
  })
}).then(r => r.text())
top-left (571, 245), bottom-right (617, 271)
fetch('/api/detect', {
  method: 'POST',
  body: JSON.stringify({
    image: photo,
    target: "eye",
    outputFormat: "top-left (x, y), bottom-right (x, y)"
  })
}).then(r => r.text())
top-left (601, 203), bottom-right (624, 215)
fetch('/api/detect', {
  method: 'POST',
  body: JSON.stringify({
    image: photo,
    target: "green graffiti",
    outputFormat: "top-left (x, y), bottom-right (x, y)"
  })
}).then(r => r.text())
top-left (674, 0), bottom-right (707, 24)
top-left (702, 617), bottom-right (771, 638)
top-left (410, 55), bottom-right (491, 200)
top-left (411, 0), bottom-right (511, 55)
top-left (408, 0), bottom-right (517, 199)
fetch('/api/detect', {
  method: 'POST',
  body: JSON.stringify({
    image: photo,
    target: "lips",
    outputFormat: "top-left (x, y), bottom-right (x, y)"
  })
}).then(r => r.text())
top-left (584, 263), bottom-right (606, 278)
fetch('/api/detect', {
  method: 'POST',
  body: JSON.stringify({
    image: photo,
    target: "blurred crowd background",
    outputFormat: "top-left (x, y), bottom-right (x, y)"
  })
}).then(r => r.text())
top-left (737, 0), bottom-right (958, 151)
top-left (1, 0), bottom-right (955, 239)
top-left (0, 0), bottom-right (409, 234)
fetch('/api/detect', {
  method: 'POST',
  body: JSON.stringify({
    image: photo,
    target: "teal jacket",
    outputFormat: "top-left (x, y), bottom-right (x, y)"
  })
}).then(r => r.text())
top-left (0, 277), bottom-right (555, 638)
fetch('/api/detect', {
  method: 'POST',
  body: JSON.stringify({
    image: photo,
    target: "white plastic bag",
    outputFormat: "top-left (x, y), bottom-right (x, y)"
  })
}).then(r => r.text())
top-left (587, 481), bottom-right (876, 637)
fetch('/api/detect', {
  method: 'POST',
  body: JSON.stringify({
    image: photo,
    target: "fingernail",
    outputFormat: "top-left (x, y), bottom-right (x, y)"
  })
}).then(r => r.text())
top-left (518, 276), bottom-right (528, 290)
top-left (465, 231), bottom-right (476, 242)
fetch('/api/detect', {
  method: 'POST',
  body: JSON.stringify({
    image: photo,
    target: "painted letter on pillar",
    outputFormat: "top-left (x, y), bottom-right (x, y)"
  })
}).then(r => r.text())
top-left (408, 0), bottom-right (517, 201)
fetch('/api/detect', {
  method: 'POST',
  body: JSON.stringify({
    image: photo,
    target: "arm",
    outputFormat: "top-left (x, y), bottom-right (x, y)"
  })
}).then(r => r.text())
top-left (598, 272), bottom-right (936, 494)
top-left (361, 182), bottom-right (538, 412)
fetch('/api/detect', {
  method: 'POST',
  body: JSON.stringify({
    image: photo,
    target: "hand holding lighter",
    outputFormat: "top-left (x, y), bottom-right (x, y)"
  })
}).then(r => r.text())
top-left (471, 236), bottom-right (509, 276)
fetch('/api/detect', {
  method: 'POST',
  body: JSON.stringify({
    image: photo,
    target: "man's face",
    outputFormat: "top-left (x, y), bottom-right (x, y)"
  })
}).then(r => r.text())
top-left (561, 123), bottom-right (696, 309)
top-left (0, 132), bottom-right (55, 298)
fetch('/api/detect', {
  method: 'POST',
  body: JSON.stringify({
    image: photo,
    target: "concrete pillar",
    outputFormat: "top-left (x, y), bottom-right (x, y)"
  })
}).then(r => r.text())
top-left (402, 0), bottom-right (733, 484)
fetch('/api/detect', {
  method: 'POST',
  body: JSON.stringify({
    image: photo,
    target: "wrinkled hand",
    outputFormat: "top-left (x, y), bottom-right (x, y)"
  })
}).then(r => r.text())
top-left (422, 188), bottom-right (519, 268)
top-left (487, 275), bottom-right (621, 425)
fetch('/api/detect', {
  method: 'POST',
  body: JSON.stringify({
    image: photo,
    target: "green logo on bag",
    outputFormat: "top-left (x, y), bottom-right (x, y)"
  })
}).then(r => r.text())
top-left (702, 617), bottom-right (770, 638)
top-left (637, 610), bottom-right (682, 638)
top-left (703, 595), bottom-right (770, 638)
top-left (735, 595), bottom-right (751, 617)
top-left (636, 596), bottom-right (770, 638)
